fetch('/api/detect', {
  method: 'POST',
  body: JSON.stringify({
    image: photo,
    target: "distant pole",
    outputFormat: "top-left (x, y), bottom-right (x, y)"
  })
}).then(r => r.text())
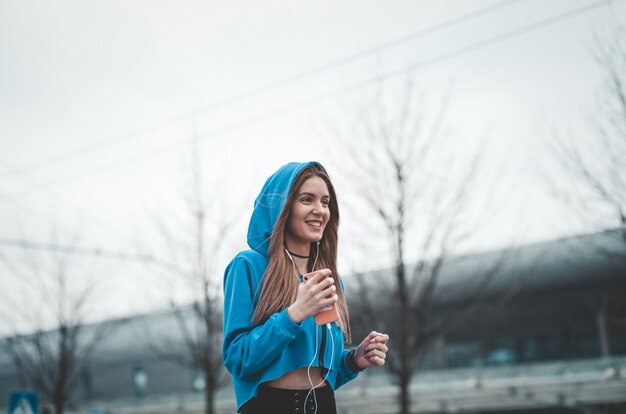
top-left (596, 303), bottom-right (611, 358)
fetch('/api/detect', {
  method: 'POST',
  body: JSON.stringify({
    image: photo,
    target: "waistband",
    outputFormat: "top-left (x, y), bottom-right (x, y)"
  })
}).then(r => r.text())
top-left (241, 384), bottom-right (335, 414)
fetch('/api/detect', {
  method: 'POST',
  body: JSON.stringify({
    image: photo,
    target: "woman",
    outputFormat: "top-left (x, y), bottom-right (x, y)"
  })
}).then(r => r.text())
top-left (223, 161), bottom-right (389, 414)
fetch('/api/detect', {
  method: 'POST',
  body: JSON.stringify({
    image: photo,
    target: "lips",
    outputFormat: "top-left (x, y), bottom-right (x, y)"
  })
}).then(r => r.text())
top-left (305, 220), bottom-right (323, 228)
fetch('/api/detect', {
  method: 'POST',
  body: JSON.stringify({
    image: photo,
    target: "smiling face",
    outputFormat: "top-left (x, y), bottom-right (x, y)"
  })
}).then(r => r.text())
top-left (284, 175), bottom-right (331, 254)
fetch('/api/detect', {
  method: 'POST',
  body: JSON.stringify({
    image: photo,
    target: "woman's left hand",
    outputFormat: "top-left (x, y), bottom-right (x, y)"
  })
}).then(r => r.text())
top-left (355, 331), bottom-right (389, 369)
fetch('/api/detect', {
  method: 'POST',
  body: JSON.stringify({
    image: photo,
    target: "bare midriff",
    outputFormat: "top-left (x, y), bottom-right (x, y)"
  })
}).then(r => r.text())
top-left (264, 367), bottom-right (328, 389)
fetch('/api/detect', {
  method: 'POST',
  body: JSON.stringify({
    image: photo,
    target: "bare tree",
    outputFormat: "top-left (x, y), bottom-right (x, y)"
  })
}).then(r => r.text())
top-left (544, 21), bottom-right (626, 259)
top-left (0, 229), bottom-right (119, 414)
top-left (327, 77), bottom-right (519, 414)
top-left (138, 134), bottom-right (238, 414)
top-left (542, 21), bottom-right (626, 358)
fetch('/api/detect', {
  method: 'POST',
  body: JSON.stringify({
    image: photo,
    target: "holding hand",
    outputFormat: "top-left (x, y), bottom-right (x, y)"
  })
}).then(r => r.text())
top-left (287, 269), bottom-right (337, 324)
top-left (354, 331), bottom-right (389, 369)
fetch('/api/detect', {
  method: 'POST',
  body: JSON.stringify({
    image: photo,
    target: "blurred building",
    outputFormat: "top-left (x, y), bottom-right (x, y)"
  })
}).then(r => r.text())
top-left (0, 229), bottom-right (625, 413)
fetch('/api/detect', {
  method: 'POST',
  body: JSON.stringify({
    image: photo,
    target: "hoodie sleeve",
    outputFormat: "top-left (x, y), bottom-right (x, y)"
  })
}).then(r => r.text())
top-left (222, 256), bottom-right (303, 379)
top-left (334, 276), bottom-right (361, 388)
top-left (335, 349), bottom-right (361, 388)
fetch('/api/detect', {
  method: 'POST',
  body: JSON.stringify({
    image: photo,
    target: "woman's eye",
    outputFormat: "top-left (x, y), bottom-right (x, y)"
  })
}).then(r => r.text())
top-left (322, 200), bottom-right (330, 207)
top-left (301, 197), bottom-right (312, 203)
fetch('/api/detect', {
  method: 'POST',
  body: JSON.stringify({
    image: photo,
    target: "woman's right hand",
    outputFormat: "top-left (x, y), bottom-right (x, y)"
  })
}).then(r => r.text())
top-left (287, 268), bottom-right (337, 324)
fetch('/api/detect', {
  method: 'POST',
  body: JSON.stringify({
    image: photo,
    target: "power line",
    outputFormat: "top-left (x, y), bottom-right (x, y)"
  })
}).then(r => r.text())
top-left (1, 0), bottom-right (619, 199)
top-left (0, 238), bottom-right (188, 277)
top-left (0, 158), bottom-right (134, 246)
top-left (0, 162), bottom-right (102, 248)
top-left (0, 0), bottom-right (526, 181)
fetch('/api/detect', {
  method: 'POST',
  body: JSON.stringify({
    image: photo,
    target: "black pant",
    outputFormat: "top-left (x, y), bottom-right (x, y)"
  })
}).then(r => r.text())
top-left (240, 384), bottom-right (337, 414)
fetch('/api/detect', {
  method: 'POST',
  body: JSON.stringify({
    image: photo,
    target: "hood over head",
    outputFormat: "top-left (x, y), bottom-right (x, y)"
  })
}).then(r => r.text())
top-left (247, 161), bottom-right (324, 257)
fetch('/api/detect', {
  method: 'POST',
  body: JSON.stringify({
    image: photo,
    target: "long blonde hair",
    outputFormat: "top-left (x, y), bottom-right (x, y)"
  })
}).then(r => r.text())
top-left (251, 164), bottom-right (351, 342)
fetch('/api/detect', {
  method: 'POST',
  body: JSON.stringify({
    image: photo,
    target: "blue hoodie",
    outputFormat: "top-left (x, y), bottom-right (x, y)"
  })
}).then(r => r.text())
top-left (222, 161), bottom-right (360, 411)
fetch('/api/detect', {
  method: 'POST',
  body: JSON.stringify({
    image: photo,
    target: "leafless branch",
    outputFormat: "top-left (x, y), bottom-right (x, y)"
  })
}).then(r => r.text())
top-left (326, 75), bottom-right (516, 414)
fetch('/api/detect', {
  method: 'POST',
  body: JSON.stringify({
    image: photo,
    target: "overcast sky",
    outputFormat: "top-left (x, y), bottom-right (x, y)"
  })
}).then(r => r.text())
top-left (1, 0), bottom-right (624, 332)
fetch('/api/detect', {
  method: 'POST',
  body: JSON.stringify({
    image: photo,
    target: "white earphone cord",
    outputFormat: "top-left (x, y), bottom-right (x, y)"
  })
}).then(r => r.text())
top-left (304, 323), bottom-right (334, 414)
top-left (283, 241), bottom-right (320, 283)
top-left (285, 242), bottom-right (333, 414)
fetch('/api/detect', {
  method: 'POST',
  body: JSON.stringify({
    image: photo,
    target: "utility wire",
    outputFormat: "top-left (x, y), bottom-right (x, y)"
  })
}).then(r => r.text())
top-left (0, 158), bottom-right (134, 246)
top-left (0, 0), bottom-right (527, 181)
top-left (0, 162), bottom-right (100, 248)
top-left (0, 238), bottom-right (188, 277)
top-left (1, 0), bottom-right (619, 200)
